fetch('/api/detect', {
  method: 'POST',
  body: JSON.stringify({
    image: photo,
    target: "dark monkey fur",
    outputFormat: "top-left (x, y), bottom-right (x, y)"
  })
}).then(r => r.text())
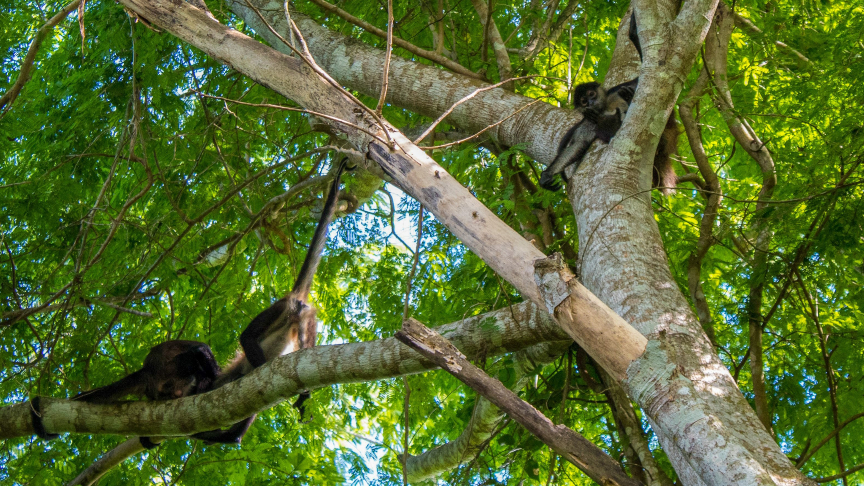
top-left (29, 160), bottom-right (349, 445)
top-left (539, 13), bottom-right (679, 195)
top-left (30, 340), bottom-right (221, 445)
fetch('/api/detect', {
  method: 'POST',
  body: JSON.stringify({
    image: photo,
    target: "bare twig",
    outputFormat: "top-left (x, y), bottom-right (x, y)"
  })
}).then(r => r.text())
top-left (419, 98), bottom-right (546, 150)
top-left (413, 75), bottom-right (540, 145)
top-left (192, 91), bottom-right (389, 145)
top-left (376, 0), bottom-right (394, 114)
top-left (242, 0), bottom-right (393, 147)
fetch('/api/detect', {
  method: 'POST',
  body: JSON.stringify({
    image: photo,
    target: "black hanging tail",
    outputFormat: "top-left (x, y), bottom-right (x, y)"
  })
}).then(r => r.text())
top-left (291, 158), bottom-right (348, 296)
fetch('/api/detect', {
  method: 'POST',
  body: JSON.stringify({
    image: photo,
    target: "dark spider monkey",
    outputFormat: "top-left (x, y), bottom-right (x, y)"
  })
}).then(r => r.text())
top-left (29, 159), bottom-right (350, 445)
top-left (192, 157), bottom-right (351, 444)
top-left (30, 340), bottom-right (221, 445)
top-left (539, 13), bottom-right (679, 195)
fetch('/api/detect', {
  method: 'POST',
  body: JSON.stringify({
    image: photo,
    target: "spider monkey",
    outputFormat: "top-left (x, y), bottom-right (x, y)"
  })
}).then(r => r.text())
top-left (539, 13), bottom-right (679, 195)
top-left (193, 157), bottom-right (350, 444)
top-left (29, 340), bottom-right (220, 444)
top-left (29, 159), bottom-right (349, 445)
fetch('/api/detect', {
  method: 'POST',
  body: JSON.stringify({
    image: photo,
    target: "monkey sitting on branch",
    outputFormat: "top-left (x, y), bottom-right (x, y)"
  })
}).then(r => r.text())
top-left (539, 13), bottom-right (679, 195)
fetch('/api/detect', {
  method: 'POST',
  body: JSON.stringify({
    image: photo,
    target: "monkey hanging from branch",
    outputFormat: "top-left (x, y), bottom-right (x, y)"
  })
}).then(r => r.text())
top-left (197, 156), bottom-right (351, 443)
top-left (539, 13), bottom-right (679, 195)
top-left (29, 158), bottom-right (350, 445)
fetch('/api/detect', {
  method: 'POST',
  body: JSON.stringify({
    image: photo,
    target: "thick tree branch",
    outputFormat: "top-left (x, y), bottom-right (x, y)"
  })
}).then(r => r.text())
top-left (304, 0), bottom-right (481, 79)
top-left (4, 301), bottom-right (567, 439)
top-left (229, 1), bottom-right (577, 165)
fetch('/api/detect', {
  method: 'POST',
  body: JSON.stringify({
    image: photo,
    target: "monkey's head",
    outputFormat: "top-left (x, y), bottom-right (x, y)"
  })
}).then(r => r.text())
top-left (151, 374), bottom-right (199, 400)
top-left (571, 82), bottom-right (607, 113)
top-left (143, 341), bottom-right (215, 400)
top-left (146, 357), bottom-right (206, 400)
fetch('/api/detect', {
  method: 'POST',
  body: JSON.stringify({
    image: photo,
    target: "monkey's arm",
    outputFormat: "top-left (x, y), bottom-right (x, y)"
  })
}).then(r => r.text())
top-left (173, 344), bottom-right (221, 393)
top-left (73, 369), bottom-right (149, 403)
top-left (540, 120), bottom-right (597, 190)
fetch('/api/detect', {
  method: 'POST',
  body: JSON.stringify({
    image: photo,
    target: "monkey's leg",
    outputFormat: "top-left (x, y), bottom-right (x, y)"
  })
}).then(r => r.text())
top-left (73, 369), bottom-right (148, 403)
top-left (192, 415), bottom-right (257, 444)
top-left (240, 299), bottom-right (289, 368)
top-left (540, 124), bottom-right (597, 190)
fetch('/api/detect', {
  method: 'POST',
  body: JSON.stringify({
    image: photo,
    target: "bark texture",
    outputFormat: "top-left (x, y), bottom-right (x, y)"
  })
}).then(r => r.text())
top-left (2, 302), bottom-right (567, 439)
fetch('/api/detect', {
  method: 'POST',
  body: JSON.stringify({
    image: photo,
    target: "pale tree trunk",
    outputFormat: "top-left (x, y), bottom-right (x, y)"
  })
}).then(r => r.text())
top-left (13, 0), bottom-right (817, 483)
top-left (562, 0), bottom-right (804, 482)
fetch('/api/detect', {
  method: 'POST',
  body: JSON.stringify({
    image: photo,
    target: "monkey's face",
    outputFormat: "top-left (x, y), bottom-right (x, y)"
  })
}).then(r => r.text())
top-left (572, 82), bottom-right (606, 114)
top-left (576, 89), bottom-right (597, 108)
top-left (152, 375), bottom-right (198, 400)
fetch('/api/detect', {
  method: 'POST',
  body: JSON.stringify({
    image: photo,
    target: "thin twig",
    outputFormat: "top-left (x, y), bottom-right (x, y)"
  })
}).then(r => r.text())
top-left (413, 75), bottom-right (541, 144)
top-left (192, 91), bottom-right (389, 146)
top-left (419, 98), bottom-right (546, 150)
top-left (376, 0), bottom-right (394, 114)
top-left (242, 0), bottom-right (393, 147)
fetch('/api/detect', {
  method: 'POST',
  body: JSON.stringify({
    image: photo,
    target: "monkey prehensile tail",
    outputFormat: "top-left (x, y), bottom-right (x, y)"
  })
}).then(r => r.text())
top-left (539, 12), bottom-right (679, 195)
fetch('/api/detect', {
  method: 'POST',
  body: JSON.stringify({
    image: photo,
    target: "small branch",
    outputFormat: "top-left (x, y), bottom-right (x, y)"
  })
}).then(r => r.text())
top-left (376, 0), bottom-right (393, 114)
top-left (0, 290), bottom-right (160, 323)
top-left (419, 98), bottom-right (546, 150)
top-left (413, 75), bottom-right (540, 145)
top-left (241, 0), bottom-right (393, 147)
top-left (679, 68), bottom-right (721, 344)
top-left (797, 411), bottom-right (864, 467)
top-left (731, 10), bottom-right (810, 64)
top-left (815, 462), bottom-right (864, 483)
top-left (0, 0), bottom-right (83, 113)
top-left (797, 270), bottom-right (847, 483)
top-left (468, 0), bottom-right (512, 87)
top-left (67, 437), bottom-right (144, 486)
top-left (193, 91), bottom-right (389, 146)
top-left (395, 318), bottom-right (643, 486)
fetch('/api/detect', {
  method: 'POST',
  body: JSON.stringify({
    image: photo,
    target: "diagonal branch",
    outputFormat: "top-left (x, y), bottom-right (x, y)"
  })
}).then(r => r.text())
top-left (0, 0), bottom-right (83, 113)
top-left (395, 318), bottom-right (642, 486)
top-left (405, 341), bottom-right (569, 481)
